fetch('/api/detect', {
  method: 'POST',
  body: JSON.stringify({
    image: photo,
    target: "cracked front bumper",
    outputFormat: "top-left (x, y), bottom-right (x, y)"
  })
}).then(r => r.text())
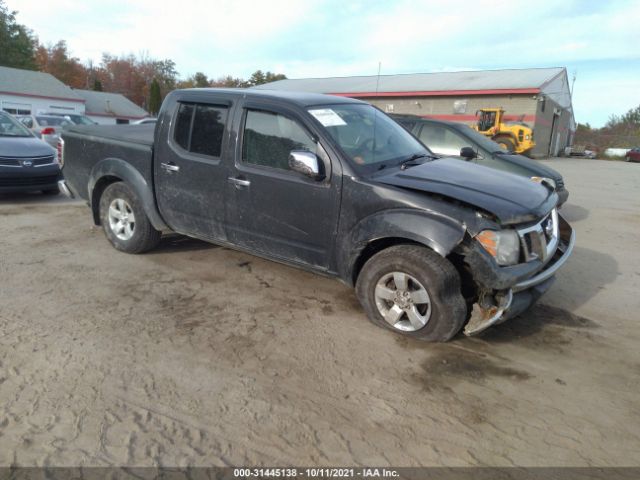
top-left (463, 214), bottom-right (575, 336)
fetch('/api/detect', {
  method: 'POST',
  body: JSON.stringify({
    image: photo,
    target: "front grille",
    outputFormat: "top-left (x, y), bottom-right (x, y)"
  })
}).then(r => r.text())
top-left (0, 158), bottom-right (20, 167)
top-left (33, 156), bottom-right (56, 166)
top-left (517, 209), bottom-right (559, 263)
top-left (0, 175), bottom-right (58, 187)
top-left (0, 155), bottom-right (55, 167)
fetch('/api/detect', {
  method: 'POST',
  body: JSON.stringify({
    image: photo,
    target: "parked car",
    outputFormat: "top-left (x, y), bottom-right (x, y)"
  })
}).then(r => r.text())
top-left (16, 114), bottom-right (73, 148)
top-left (133, 118), bottom-right (157, 125)
top-left (625, 147), bottom-right (640, 163)
top-left (0, 111), bottom-right (61, 195)
top-left (392, 114), bottom-right (569, 206)
top-left (44, 112), bottom-right (98, 126)
top-left (59, 89), bottom-right (574, 341)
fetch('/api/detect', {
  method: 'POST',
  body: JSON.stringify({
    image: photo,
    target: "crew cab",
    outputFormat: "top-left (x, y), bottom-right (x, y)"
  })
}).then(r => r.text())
top-left (59, 89), bottom-right (575, 340)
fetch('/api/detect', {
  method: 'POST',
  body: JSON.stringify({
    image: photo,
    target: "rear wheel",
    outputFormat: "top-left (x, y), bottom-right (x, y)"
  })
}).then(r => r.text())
top-left (494, 136), bottom-right (516, 152)
top-left (355, 245), bottom-right (467, 342)
top-left (99, 182), bottom-right (161, 253)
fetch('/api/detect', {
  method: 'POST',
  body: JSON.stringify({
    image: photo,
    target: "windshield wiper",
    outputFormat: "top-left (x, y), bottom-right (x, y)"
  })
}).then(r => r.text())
top-left (399, 153), bottom-right (434, 169)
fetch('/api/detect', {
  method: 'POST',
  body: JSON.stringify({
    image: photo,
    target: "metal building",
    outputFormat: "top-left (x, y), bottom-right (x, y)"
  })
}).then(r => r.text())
top-left (256, 67), bottom-right (575, 157)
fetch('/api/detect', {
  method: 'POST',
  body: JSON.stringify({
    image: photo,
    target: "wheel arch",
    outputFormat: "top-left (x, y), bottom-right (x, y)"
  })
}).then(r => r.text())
top-left (344, 209), bottom-right (466, 285)
top-left (89, 158), bottom-right (167, 230)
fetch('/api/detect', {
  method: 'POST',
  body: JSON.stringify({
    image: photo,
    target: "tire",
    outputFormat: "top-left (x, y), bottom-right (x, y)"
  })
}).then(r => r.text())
top-left (494, 136), bottom-right (516, 152)
top-left (355, 245), bottom-right (467, 342)
top-left (42, 187), bottom-right (60, 195)
top-left (99, 182), bottom-right (161, 254)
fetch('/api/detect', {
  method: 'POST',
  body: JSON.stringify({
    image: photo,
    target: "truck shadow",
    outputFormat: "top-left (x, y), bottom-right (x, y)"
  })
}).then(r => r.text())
top-left (0, 192), bottom-right (75, 206)
top-left (153, 234), bottom-right (218, 253)
top-left (559, 203), bottom-right (589, 222)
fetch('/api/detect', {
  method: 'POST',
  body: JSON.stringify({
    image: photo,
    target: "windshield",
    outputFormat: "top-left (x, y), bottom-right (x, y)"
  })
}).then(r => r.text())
top-left (0, 113), bottom-right (33, 137)
top-left (308, 104), bottom-right (431, 170)
top-left (68, 115), bottom-right (95, 125)
top-left (36, 116), bottom-right (72, 127)
top-left (454, 123), bottom-right (516, 154)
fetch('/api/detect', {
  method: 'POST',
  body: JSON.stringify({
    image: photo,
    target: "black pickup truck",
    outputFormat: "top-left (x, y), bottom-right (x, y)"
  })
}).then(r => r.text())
top-left (59, 89), bottom-right (575, 341)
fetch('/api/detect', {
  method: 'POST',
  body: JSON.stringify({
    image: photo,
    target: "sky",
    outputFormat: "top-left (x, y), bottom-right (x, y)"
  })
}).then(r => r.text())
top-left (6, 0), bottom-right (640, 127)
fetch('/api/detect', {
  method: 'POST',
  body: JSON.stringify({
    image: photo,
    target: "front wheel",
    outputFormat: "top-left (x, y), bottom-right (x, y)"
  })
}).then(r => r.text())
top-left (494, 136), bottom-right (516, 152)
top-left (99, 182), bottom-right (161, 254)
top-left (355, 245), bottom-right (467, 342)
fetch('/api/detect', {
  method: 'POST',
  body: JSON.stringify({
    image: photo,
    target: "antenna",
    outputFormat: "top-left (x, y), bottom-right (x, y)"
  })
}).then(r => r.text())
top-left (375, 61), bottom-right (382, 94)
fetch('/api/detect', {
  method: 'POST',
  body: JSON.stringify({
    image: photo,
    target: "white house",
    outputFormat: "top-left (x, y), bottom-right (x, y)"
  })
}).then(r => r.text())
top-left (0, 65), bottom-right (85, 116)
top-left (73, 89), bottom-right (149, 125)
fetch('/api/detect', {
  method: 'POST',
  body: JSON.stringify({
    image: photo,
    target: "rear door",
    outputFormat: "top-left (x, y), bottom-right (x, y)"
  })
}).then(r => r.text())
top-left (224, 101), bottom-right (341, 269)
top-left (154, 98), bottom-right (232, 240)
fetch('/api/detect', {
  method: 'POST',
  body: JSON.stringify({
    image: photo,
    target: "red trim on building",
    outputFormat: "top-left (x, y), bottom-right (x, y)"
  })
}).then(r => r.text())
top-left (0, 90), bottom-right (85, 103)
top-left (420, 114), bottom-right (537, 122)
top-left (329, 88), bottom-right (540, 98)
top-left (86, 112), bottom-right (146, 120)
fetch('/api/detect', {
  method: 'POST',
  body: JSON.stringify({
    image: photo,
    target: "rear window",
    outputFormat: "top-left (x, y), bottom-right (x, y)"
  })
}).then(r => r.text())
top-left (173, 103), bottom-right (228, 157)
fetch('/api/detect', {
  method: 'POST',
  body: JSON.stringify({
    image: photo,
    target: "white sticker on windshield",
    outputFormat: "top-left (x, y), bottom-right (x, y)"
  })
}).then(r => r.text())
top-left (309, 108), bottom-right (347, 127)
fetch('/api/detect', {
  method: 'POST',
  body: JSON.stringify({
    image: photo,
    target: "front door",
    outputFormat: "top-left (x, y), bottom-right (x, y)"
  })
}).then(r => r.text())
top-left (155, 99), bottom-right (231, 240)
top-left (224, 104), bottom-right (341, 269)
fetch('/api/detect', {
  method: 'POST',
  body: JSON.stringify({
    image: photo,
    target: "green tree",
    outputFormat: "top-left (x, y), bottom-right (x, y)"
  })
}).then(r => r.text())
top-left (0, 0), bottom-right (37, 69)
top-left (245, 70), bottom-right (287, 87)
top-left (193, 71), bottom-right (209, 88)
top-left (149, 78), bottom-right (162, 115)
top-left (210, 75), bottom-right (245, 88)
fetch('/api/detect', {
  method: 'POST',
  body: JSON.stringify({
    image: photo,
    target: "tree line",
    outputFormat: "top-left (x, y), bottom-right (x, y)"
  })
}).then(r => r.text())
top-left (575, 105), bottom-right (640, 151)
top-left (0, 1), bottom-right (286, 114)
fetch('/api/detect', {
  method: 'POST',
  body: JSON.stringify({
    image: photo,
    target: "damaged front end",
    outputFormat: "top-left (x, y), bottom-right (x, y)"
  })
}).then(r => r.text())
top-left (458, 208), bottom-right (576, 336)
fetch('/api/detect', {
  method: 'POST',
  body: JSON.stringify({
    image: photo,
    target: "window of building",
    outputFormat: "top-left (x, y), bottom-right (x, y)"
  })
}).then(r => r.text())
top-left (3, 107), bottom-right (31, 115)
top-left (173, 103), bottom-right (228, 157)
top-left (242, 110), bottom-right (315, 171)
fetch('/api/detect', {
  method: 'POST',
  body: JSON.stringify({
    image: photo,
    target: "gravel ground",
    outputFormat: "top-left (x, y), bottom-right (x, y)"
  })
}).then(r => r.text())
top-left (0, 158), bottom-right (638, 467)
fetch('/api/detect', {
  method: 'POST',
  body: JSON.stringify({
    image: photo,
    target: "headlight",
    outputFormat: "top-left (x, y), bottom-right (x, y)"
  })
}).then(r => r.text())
top-left (530, 176), bottom-right (556, 189)
top-left (476, 230), bottom-right (521, 266)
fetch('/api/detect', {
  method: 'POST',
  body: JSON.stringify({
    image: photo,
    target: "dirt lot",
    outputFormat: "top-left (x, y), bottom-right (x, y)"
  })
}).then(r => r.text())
top-left (0, 158), bottom-right (639, 467)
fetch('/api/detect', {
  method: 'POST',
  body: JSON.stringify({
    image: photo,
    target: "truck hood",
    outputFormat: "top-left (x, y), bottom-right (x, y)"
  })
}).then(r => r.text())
top-left (0, 136), bottom-right (55, 158)
top-left (375, 158), bottom-right (557, 224)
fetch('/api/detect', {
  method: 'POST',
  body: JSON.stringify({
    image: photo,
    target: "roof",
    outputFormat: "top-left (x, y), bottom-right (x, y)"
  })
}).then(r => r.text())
top-left (73, 89), bottom-right (149, 119)
top-left (177, 88), bottom-right (366, 107)
top-left (254, 67), bottom-right (567, 97)
top-left (0, 66), bottom-right (84, 102)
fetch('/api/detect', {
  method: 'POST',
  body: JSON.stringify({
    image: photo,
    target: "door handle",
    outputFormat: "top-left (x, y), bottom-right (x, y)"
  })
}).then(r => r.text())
top-left (161, 162), bottom-right (180, 173)
top-left (228, 177), bottom-right (251, 188)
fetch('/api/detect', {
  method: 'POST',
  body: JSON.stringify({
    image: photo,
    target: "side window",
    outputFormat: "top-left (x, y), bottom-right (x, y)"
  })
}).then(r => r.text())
top-left (419, 125), bottom-right (469, 156)
top-left (21, 118), bottom-right (34, 128)
top-left (242, 110), bottom-right (315, 171)
top-left (174, 103), bottom-right (193, 150)
top-left (191, 105), bottom-right (228, 157)
top-left (173, 102), bottom-right (228, 157)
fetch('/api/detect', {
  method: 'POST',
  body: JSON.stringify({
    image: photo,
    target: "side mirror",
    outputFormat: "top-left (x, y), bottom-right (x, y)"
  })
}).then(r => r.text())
top-left (460, 146), bottom-right (477, 160)
top-left (288, 150), bottom-right (325, 180)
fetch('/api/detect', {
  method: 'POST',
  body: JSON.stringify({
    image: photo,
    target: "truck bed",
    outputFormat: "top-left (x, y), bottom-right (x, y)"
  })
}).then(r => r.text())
top-left (66, 124), bottom-right (155, 146)
top-left (62, 124), bottom-right (155, 203)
